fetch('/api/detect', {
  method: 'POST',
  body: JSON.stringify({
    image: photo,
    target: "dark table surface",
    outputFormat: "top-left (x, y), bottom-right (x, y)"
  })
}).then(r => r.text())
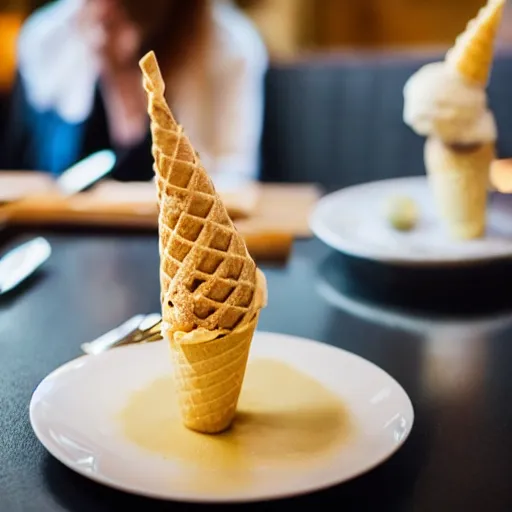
top-left (2, 225), bottom-right (512, 512)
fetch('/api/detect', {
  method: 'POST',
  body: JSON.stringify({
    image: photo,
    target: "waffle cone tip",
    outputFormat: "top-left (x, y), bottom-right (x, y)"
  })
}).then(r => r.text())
top-left (139, 51), bottom-right (166, 95)
top-left (139, 50), bottom-right (181, 172)
top-left (445, 0), bottom-right (505, 86)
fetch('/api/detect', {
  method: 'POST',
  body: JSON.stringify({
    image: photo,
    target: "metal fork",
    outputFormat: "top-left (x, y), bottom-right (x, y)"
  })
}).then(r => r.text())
top-left (81, 314), bottom-right (163, 355)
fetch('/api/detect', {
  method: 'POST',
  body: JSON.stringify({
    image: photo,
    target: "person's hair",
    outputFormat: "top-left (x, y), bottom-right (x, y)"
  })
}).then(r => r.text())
top-left (122, 0), bottom-right (210, 89)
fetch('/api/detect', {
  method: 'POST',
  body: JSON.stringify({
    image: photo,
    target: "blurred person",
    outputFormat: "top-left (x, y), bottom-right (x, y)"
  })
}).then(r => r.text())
top-left (1, 0), bottom-right (268, 185)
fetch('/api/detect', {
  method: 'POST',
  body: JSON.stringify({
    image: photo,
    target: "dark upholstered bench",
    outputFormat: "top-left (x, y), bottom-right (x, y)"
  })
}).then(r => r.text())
top-left (261, 50), bottom-right (512, 189)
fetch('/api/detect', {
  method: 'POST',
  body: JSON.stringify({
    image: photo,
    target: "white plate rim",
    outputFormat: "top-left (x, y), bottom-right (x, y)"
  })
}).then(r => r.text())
top-left (310, 176), bottom-right (512, 267)
top-left (29, 331), bottom-right (415, 503)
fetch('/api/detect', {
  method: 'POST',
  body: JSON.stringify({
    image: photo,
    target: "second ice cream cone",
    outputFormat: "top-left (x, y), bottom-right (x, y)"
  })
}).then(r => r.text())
top-left (169, 316), bottom-right (259, 434)
top-left (425, 137), bottom-right (494, 239)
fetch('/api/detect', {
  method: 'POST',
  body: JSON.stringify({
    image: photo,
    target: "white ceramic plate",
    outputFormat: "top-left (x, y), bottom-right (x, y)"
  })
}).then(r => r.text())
top-left (310, 176), bottom-right (512, 266)
top-left (30, 332), bottom-right (413, 503)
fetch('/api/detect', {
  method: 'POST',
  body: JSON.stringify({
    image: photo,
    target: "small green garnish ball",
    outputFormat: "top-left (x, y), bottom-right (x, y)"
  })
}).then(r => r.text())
top-left (386, 196), bottom-right (419, 231)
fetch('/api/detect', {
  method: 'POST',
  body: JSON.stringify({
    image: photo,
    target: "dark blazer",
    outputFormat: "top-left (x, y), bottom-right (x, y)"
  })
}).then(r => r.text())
top-left (1, 72), bottom-right (154, 181)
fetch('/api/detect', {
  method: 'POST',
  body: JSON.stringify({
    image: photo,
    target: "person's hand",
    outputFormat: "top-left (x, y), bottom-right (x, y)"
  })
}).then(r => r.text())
top-left (79, 0), bottom-right (142, 76)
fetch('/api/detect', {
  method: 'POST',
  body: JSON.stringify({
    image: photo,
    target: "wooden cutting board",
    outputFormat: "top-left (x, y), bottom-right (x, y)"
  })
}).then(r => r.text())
top-left (0, 174), bottom-right (261, 219)
top-left (0, 172), bottom-right (55, 203)
top-left (234, 183), bottom-right (320, 238)
top-left (85, 180), bottom-right (262, 220)
top-left (0, 175), bottom-right (321, 261)
top-left (2, 179), bottom-right (319, 237)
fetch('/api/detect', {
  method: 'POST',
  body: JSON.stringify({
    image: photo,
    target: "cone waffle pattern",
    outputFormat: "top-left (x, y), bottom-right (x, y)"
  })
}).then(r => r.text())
top-left (140, 52), bottom-right (259, 334)
top-left (425, 137), bottom-right (494, 239)
top-left (170, 317), bottom-right (258, 433)
top-left (445, 0), bottom-right (505, 86)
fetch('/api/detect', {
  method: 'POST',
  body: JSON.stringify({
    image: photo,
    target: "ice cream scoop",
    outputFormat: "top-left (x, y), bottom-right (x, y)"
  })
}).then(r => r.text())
top-left (403, 62), bottom-right (496, 145)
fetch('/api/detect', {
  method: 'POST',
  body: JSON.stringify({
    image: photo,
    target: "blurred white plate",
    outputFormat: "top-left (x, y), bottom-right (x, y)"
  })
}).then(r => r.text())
top-left (30, 332), bottom-right (413, 503)
top-left (310, 176), bottom-right (512, 266)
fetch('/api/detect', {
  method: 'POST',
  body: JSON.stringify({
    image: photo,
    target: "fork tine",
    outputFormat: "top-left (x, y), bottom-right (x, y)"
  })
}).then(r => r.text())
top-left (117, 320), bottom-right (163, 347)
top-left (82, 316), bottom-right (163, 354)
top-left (141, 332), bottom-right (164, 344)
top-left (142, 320), bottom-right (163, 337)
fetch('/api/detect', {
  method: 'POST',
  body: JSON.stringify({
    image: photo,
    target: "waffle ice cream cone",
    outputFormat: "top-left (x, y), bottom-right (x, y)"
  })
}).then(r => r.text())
top-left (170, 315), bottom-right (259, 433)
top-left (425, 137), bottom-right (495, 239)
top-left (445, 0), bottom-right (505, 86)
top-left (139, 51), bottom-right (267, 433)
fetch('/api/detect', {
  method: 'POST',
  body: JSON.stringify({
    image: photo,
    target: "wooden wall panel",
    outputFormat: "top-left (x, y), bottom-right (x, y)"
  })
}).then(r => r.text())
top-left (1, 0), bottom-right (510, 69)
top-left (240, 0), bottom-right (310, 58)
top-left (243, 0), bottom-right (509, 55)
top-left (308, 0), bottom-right (492, 48)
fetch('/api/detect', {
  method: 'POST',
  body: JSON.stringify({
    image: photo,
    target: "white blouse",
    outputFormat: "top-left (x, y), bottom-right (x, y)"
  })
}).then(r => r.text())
top-left (17, 0), bottom-right (268, 184)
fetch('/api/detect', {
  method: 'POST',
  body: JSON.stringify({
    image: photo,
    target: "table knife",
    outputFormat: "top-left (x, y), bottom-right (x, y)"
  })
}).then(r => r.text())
top-left (55, 149), bottom-right (117, 196)
top-left (0, 237), bottom-right (52, 295)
